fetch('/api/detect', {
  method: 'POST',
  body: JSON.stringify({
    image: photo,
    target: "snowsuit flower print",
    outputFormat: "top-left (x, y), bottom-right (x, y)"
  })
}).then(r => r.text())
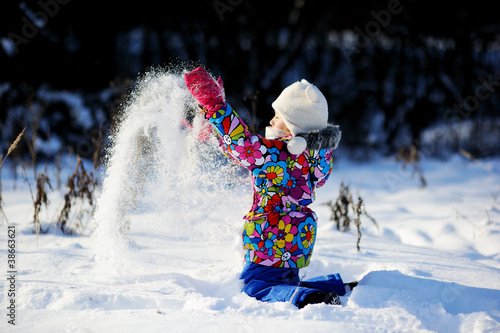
top-left (208, 103), bottom-right (340, 269)
top-left (184, 67), bottom-right (349, 308)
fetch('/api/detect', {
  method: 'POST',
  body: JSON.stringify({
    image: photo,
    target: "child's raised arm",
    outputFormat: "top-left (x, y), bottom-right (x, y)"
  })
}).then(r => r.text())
top-left (184, 67), bottom-right (225, 118)
top-left (184, 67), bottom-right (266, 170)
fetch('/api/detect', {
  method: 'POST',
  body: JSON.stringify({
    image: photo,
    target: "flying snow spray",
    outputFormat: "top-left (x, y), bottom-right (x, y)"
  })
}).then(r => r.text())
top-left (91, 65), bottom-right (251, 276)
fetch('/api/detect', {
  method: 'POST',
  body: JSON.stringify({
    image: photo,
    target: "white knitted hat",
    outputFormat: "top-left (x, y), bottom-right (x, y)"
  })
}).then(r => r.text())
top-left (271, 79), bottom-right (329, 136)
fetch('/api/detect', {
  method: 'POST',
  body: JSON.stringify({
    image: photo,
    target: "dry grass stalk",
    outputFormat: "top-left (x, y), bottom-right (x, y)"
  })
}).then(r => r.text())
top-left (57, 155), bottom-right (97, 235)
top-left (353, 197), bottom-right (363, 252)
top-left (396, 144), bottom-right (427, 188)
top-left (33, 172), bottom-right (52, 238)
top-left (24, 97), bottom-right (43, 179)
top-left (243, 90), bottom-right (260, 134)
top-left (351, 197), bottom-right (378, 252)
top-left (396, 145), bottom-right (420, 168)
top-left (0, 127), bottom-right (26, 169)
top-left (0, 127), bottom-right (27, 225)
top-left (92, 122), bottom-right (104, 171)
top-left (55, 154), bottom-right (62, 190)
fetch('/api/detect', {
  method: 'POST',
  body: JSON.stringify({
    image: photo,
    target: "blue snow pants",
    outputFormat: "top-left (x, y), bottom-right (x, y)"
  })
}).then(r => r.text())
top-left (240, 262), bottom-right (345, 307)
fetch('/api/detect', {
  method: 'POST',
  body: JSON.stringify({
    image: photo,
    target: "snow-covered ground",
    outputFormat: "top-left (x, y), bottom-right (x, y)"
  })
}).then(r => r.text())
top-left (2, 155), bottom-right (500, 333)
top-left (1, 71), bottom-right (499, 333)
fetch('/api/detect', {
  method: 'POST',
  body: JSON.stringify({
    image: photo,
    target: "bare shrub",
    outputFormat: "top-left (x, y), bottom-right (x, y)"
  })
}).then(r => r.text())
top-left (57, 155), bottom-right (97, 235)
top-left (327, 181), bottom-right (352, 231)
top-left (325, 181), bottom-right (378, 251)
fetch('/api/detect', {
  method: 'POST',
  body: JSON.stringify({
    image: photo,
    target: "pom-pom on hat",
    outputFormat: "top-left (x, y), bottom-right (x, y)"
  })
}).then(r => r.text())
top-left (271, 79), bottom-right (329, 136)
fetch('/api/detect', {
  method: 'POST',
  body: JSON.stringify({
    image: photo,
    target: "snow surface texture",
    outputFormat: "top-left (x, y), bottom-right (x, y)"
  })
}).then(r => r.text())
top-left (1, 69), bottom-right (500, 333)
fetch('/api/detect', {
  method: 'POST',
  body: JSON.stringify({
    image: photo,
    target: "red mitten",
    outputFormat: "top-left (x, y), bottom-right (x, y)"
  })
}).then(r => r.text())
top-left (184, 67), bottom-right (225, 116)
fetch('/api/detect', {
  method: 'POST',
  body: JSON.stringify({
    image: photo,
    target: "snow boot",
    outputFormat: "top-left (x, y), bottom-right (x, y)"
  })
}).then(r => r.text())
top-left (298, 291), bottom-right (341, 308)
top-left (324, 291), bottom-right (342, 305)
top-left (344, 281), bottom-right (359, 293)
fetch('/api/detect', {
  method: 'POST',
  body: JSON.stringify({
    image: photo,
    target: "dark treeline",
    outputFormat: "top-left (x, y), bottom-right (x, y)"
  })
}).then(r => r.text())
top-left (1, 0), bottom-right (500, 165)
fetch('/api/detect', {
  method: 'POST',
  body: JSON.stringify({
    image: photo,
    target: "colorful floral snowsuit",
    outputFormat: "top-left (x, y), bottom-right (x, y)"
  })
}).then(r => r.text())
top-left (207, 104), bottom-right (334, 268)
top-left (206, 103), bottom-right (344, 306)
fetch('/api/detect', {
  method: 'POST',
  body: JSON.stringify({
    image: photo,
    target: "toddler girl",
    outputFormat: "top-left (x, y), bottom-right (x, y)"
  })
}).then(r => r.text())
top-left (184, 67), bottom-right (354, 308)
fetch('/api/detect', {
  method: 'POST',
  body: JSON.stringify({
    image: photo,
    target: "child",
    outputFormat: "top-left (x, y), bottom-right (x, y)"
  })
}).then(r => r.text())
top-left (184, 67), bottom-right (355, 308)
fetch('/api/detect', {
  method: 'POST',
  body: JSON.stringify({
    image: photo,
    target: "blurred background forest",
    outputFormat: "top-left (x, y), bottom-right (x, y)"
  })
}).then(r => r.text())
top-left (1, 0), bottom-right (500, 170)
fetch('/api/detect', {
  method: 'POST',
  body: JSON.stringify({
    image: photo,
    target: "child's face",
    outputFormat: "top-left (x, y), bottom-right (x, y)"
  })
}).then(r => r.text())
top-left (270, 111), bottom-right (290, 134)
